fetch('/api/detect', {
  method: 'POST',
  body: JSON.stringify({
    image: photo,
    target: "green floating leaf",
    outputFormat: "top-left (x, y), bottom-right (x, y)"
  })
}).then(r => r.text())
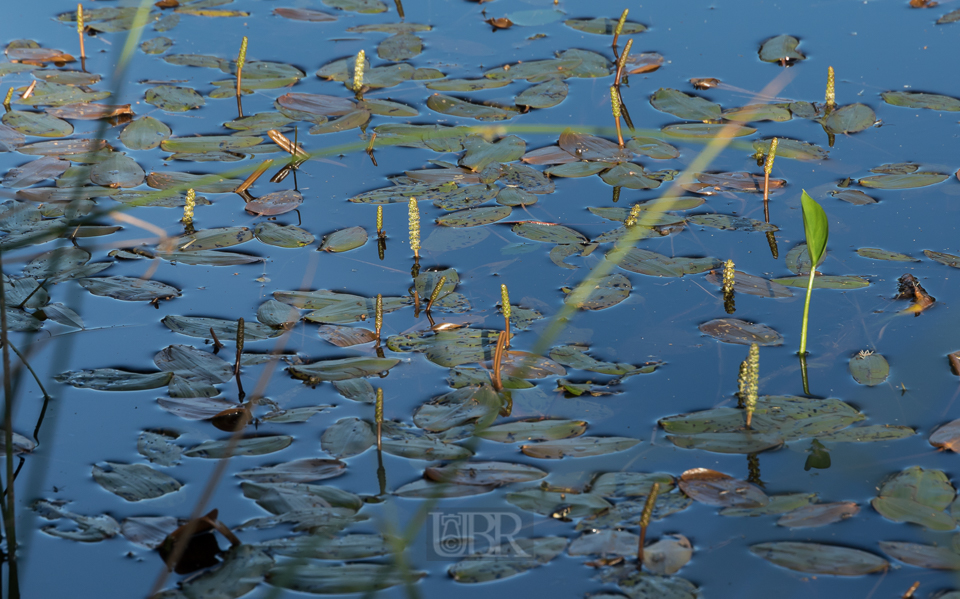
top-left (427, 94), bottom-right (517, 121)
top-left (255, 222), bottom-right (315, 248)
top-left (78, 277), bottom-right (180, 302)
top-left (55, 368), bottom-right (172, 391)
top-left (425, 461), bottom-right (547, 486)
top-left (119, 116), bottom-right (171, 150)
top-left (322, 0), bottom-right (387, 14)
top-left (269, 562), bottom-right (420, 594)
top-left (506, 489), bottom-right (611, 519)
top-left (154, 344), bottom-right (233, 384)
top-left (881, 91), bottom-right (960, 111)
top-left (750, 542), bottom-right (887, 576)
top-left (758, 34), bottom-right (805, 63)
top-left (723, 104), bottom-right (792, 123)
top-left (393, 479), bottom-right (494, 498)
top-left (288, 357), bottom-right (399, 383)
top-left (821, 104), bottom-right (876, 134)
top-left (89, 153), bottom-right (145, 188)
top-left (479, 419), bottom-right (587, 443)
top-left (832, 189), bottom-right (877, 205)
top-left (146, 171), bottom-right (243, 193)
top-left (1, 111), bottom-right (73, 137)
top-left (817, 425), bottom-right (915, 443)
top-left (938, 8), bottom-right (960, 23)
top-left (688, 214), bottom-right (777, 232)
top-left (449, 537), bottom-right (567, 583)
top-left (13, 82), bottom-right (109, 107)
top-left (753, 137), bottom-right (826, 161)
top-left (699, 318), bottom-right (783, 346)
top-left (565, 17), bottom-right (647, 34)
top-left (705, 271), bottom-right (793, 298)
top-left (871, 466), bottom-right (956, 530)
top-left (140, 37), bottom-right (173, 55)
top-left (667, 431), bottom-right (784, 454)
top-left (377, 33), bottom-right (422, 61)
top-left (460, 135), bottom-right (525, 172)
top-left (618, 248), bottom-right (719, 277)
top-left (426, 78), bottom-right (511, 92)
top-left (849, 352), bottom-right (889, 386)
top-left (2, 156), bottom-right (69, 188)
top-left (319, 226), bottom-right (367, 252)
top-left (678, 468), bottom-right (767, 508)
top-left (413, 386), bottom-right (501, 432)
top-left (719, 493), bottom-right (817, 518)
top-left (600, 163), bottom-right (662, 189)
top-left (925, 250), bottom-right (960, 268)
top-left (879, 541), bottom-right (960, 570)
top-left (303, 294), bottom-right (411, 324)
top-left (259, 533), bottom-right (389, 561)
top-left (184, 435), bottom-right (294, 459)
top-left (320, 418), bottom-right (375, 459)
top-left (521, 436), bottom-right (640, 459)
top-left (564, 273), bottom-right (631, 311)
top-left (627, 137), bottom-right (680, 160)
top-left (145, 85), bottom-right (205, 112)
top-left (92, 462), bottom-right (182, 502)
top-left (437, 206), bottom-right (511, 227)
top-left (859, 172), bottom-right (948, 189)
top-left (162, 315), bottom-right (282, 341)
top-left (662, 123), bottom-right (756, 139)
top-left (650, 88), bottom-right (722, 121)
top-left (515, 79), bottom-right (569, 109)
top-left (771, 275), bottom-right (870, 290)
top-left (512, 221), bottom-right (588, 244)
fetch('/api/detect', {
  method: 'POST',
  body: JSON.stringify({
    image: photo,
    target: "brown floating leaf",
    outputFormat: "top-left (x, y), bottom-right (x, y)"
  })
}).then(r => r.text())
top-left (896, 273), bottom-right (935, 315)
top-left (273, 7), bottom-right (337, 21)
top-left (628, 53), bottom-right (664, 74)
top-left (777, 502), bottom-right (860, 529)
top-left (317, 324), bottom-right (376, 347)
top-left (699, 318), bottom-right (783, 346)
top-left (678, 468), bottom-right (768, 508)
top-left (750, 542), bottom-right (888, 576)
top-left (485, 17), bottom-right (514, 29)
top-left (245, 190), bottom-right (303, 216)
top-left (929, 418), bottom-right (960, 451)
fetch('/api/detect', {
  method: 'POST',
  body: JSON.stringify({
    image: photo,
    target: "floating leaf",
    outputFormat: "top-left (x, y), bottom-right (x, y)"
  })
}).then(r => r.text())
top-left (679, 468), bottom-right (768, 508)
top-left (569, 529), bottom-right (639, 557)
top-left (777, 502), bottom-right (860, 529)
top-left (2, 111), bottom-right (73, 137)
top-left (426, 78), bottom-right (511, 92)
top-left (89, 153), bottom-right (145, 188)
top-left (849, 352), bottom-right (889, 386)
top-left (316, 324), bottom-right (375, 347)
top-left (120, 516), bottom-right (176, 549)
top-left (322, 0), bottom-right (387, 13)
top-left (506, 488), bottom-right (612, 519)
top-left (274, 7), bottom-right (337, 21)
top-left (255, 222), bottom-right (314, 248)
top-left (172, 545), bottom-right (273, 597)
top-left (559, 130), bottom-right (631, 162)
top-left (55, 369), bottom-right (172, 391)
top-left (288, 357), bottom-right (399, 383)
top-left (881, 91), bottom-right (960, 111)
top-left (723, 104), bottom-right (792, 122)
top-left (427, 94), bottom-right (517, 121)
top-left (449, 537), bottom-right (567, 583)
top-left (590, 473), bottom-right (676, 498)
top-left (565, 17), bottom-right (647, 35)
top-left (478, 419), bottom-right (587, 443)
top-left (753, 137), bottom-right (826, 161)
top-left (619, 248), bottom-right (720, 277)
top-left (92, 462), bottom-right (182, 502)
top-left (2, 156), bottom-right (69, 188)
top-left (79, 276), bottom-right (179, 302)
top-left (512, 221), bottom-right (588, 244)
top-left (145, 85), bottom-right (205, 112)
top-left (822, 104), bottom-right (876, 134)
top-left (662, 123), bottom-right (755, 139)
top-left (425, 462), bottom-right (547, 486)
top-left (564, 273), bottom-right (631, 311)
top-left (120, 116), bottom-right (171, 150)
top-left (650, 88), bottom-right (721, 121)
top-left (269, 562), bottom-right (421, 594)
top-left (154, 344), bottom-right (233, 384)
top-left (705, 271), bottom-right (792, 298)
top-left (880, 541), bottom-right (960, 570)
top-left (832, 189), bottom-right (877, 205)
top-left (771, 275), bottom-right (870, 290)
top-left (667, 431), bottom-right (784, 454)
top-left (413, 386), bottom-right (501, 432)
top-left (460, 135), bottom-right (525, 172)
top-left (859, 172), bottom-right (948, 189)
top-left (688, 214), bottom-right (777, 232)
top-left (758, 34), bottom-right (805, 63)
top-left (320, 418), bottom-right (375, 459)
top-left (319, 226), bottom-right (367, 252)
top-left (162, 315), bottom-right (282, 341)
top-left (925, 250), bottom-right (960, 268)
top-left (750, 542), bottom-right (887, 576)
top-left (378, 33), bottom-right (422, 61)
top-left (521, 436), bottom-right (639, 459)
top-left (138, 431), bottom-right (182, 467)
top-left (515, 79), bottom-right (568, 109)
top-left (184, 435), bottom-right (294, 459)
top-left (817, 425), bottom-right (915, 443)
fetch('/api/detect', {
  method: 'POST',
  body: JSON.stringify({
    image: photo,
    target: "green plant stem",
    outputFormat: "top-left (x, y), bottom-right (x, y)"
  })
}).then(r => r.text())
top-left (799, 267), bottom-right (816, 356)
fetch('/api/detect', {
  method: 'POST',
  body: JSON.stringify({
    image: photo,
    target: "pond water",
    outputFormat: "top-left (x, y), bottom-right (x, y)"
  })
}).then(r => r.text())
top-left (4, 0), bottom-right (960, 597)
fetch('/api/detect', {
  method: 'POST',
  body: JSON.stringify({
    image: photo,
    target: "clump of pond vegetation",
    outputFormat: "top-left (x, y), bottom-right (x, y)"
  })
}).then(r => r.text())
top-left (3, 0), bottom-right (960, 597)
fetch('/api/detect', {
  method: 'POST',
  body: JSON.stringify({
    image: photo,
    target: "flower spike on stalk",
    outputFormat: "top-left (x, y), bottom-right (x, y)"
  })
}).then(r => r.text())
top-left (408, 198), bottom-right (420, 259)
top-left (501, 284), bottom-right (511, 346)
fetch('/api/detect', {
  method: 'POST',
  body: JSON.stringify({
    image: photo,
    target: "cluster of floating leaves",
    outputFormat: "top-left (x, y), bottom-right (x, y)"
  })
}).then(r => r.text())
top-left (3, 0), bottom-right (960, 597)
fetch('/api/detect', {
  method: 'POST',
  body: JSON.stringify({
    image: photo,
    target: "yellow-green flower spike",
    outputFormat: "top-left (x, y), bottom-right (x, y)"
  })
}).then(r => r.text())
top-left (376, 205), bottom-right (383, 236)
top-left (722, 260), bottom-right (735, 294)
top-left (237, 37), bottom-right (248, 74)
top-left (2, 88), bottom-right (12, 107)
top-left (375, 387), bottom-right (384, 450)
top-left (624, 203), bottom-right (642, 227)
top-left (182, 188), bottom-right (195, 225)
top-left (745, 343), bottom-right (759, 427)
top-left (427, 276), bottom-right (446, 311)
top-left (375, 293), bottom-right (383, 339)
top-left (500, 285), bottom-right (511, 320)
top-left (617, 38), bottom-right (634, 74)
top-left (77, 4), bottom-right (84, 33)
top-left (610, 86), bottom-right (621, 120)
top-left (639, 482), bottom-right (659, 529)
top-left (614, 9), bottom-right (629, 39)
top-left (825, 66), bottom-right (836, 111)
top-left (737, 359), bottom-right (749, 408)
top-left (764, 137), bottom-right (778, 176)
top-left (408, 198), bottom-right (420, 258)
top-left (375, 387), bottom-right (383, 424)
top-left (353, 50), bottom-right (366, 92)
